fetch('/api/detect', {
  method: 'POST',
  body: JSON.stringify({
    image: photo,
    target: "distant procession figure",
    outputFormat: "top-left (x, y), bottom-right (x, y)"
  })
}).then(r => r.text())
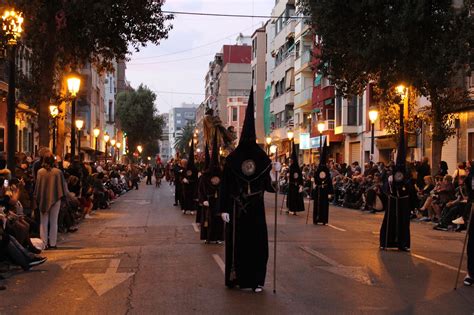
top-left (219, 88), bottom-right (273, 292)
top-left (379, 128), bottom-right (415, 251)
top-left (312, 139), bottom-right (333, 225)
top-left (198, 134), bottom-right (224, 243)
top-left (287, 142), bottom-right (305, 214)
top-left (181, 139), bottom-right (198, 215)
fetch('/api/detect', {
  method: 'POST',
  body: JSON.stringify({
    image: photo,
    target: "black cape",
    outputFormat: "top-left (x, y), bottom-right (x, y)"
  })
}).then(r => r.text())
top-left (312, 165), bottom-right (334, 224)
top-left (287, 156), bottom-right (305, 212)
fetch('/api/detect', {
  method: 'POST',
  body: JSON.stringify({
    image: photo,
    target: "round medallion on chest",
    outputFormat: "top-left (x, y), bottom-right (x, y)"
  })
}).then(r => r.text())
top-left (241, 159), bottom-right (256, 176)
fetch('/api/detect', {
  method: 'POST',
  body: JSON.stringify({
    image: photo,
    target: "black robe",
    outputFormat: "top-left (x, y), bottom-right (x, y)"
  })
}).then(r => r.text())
top-left (379, 176), bottom-right (415, 249)
top-left (287, 168), bottom-right (305, 212)
top-left (181, 168), bottom-right (198, 211)
top-left (312, 167), bottom-right (333, 224)
top-left (174, 166), bottom-right (184, 206)
top-left (198, 172), bottom-right (224, 242)
top-left (219, 162), bottom-right (273, 289)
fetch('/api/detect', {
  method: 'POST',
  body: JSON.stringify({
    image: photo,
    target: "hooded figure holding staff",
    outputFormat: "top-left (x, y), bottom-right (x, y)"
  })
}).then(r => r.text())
top-left (312, 138), bottom-right (333, 225)
top-left (287, 142), bottom-right (305, 215)
top-left (218, 88), bottom-right (273, 292)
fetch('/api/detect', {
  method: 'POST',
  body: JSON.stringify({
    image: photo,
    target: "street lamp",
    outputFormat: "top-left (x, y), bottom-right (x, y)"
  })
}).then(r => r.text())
top-left (110, 139), bottom-right (116, 162)
top-left (137, 145), bottom-right (143, 154)
top-left (287, 129), bottom-right (294, 158)
top-left (116, 142), bottom-right (121, 162)
top-left (104, 132), bottom-right (110, 163)
top-left (395, 84), bottom-right (408, 165)
top-left (2, 9), bottom-right (24, 172)
top-left (93, 127), bottom-right (100, 162)
top-left (67, 72), bottom-right (81, 161)
top-left (368, 109), bottom-right (379, 160)
top-left (266, 136), bottom-right (272, 154)
top-left (317, 121), bottom-right (325, 158)
top-left (75, 119), bottom-right (84, 161)
top-left (49, 104), bottom-right (59, 155)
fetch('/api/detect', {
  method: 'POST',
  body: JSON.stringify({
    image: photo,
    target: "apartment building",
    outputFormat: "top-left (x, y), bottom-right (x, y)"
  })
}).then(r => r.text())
top-left (269, 0), bottom-right (296, 160)
top-left (169, 104), bottom-right (197, 157)
top-left (158, 113), bottom-right (171, 162)
top-left (251, 25), bottom-right (267, 144)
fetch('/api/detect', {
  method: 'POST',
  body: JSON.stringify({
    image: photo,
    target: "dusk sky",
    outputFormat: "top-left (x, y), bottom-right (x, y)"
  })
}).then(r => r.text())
top-left (126, 0), bottom-right (274, 114)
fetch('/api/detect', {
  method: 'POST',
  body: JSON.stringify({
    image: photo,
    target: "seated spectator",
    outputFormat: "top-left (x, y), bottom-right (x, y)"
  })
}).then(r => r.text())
top-left (364, 173), bottom-right (385, 213)
top-left (434, 175), bottom-right (469, 231)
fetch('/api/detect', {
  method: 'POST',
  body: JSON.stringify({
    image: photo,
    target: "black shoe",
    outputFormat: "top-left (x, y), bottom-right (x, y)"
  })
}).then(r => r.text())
top-left (28, 246), bottom-right (42, 255)
top-left (46, 245), bottom-right (58, 250)
top-left (29, 256), bottom-right (47, 268)
top-left (68, 227), bottom-right (78, 233)
top-left (433, 225), bottom-right (448, 231)
top-left (455, 225), bottom-right (467, 232)
top-left (399, 247), bottom-right (411, 252)
top-left (173, 203), bottom-right (178, 206)
top-left (464, 276), bottom-right (473, 286)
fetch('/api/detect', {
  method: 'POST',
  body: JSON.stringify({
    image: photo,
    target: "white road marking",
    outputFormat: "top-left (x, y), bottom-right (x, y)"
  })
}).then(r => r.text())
top-left (411, 253), bottom-right (466, 273)
top-left (300, 246), bottom-right (373, 285)
top-left (327, 224), bottom-right (346, 232)
top-left (83, 259), bottom-right (134, 296)
top-left (192, 223), bottom-right (200, 232)
top-left (212, 254), bottom-right (225, 274)
top-left (57, 259), bottom-right (106, 270)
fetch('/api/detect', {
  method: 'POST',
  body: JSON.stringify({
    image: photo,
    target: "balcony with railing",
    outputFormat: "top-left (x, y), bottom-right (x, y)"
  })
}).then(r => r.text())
top-left (294, 86), bottom-right (312, 109)
top-left (295, 50), bottom-right (312, 73)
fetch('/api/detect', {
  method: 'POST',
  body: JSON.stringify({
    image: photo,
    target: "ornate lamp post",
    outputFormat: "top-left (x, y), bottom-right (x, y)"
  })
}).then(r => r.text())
top-left (2, 9), bottom-right (24, 172)
top-left (265, 136), bottom-right (272, 155)
top-left (103, 132), bottom-right (110, 163)
top-left (49, 104), bottom-right (59, 155)
top-left (317, 121), bottom-right (325, 159)
top-left (75, 119), bottom-right (84, 162)
top-left (287, 129), bottom-right (294, 159)
top-left (67, 72), bottom-right (81, 161)
top-left (93, 127), bottom-right (100, 162)
top-left (110, 139), bottom-right (116, 162)
top-left (368, 109), bottom-right (379, 161)
top-left (116, 142), bottom-right (121, 162)
top-left (396, 84), bottom-right (408, 163)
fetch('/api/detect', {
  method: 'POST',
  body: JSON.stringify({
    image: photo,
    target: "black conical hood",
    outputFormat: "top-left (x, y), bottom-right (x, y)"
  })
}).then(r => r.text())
top-left (210, 131), bottom-right (219, 169)
top-left (320, 137), bottom-right (328, 166)
top-left (396, 129), bottom-right (406, 171)
top-left (239, 88), bottom-right (256, 144)
top-left (291, 141), bottom-right (298, 165)
top-left (204, 143), bottom-right (210, 170)
top-left (187, 137), bottom-right (195, 169)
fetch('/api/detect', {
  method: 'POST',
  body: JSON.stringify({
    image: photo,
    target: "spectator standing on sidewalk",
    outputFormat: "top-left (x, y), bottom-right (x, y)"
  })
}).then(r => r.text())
top-left (35, 155), bottom-right (67, 249)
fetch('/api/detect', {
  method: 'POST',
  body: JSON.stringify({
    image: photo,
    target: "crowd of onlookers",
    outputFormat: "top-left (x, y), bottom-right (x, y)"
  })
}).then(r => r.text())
top-left (0, 148), bottom-right (148, 291)
top-left (278, 157), bottom-right (473, 232)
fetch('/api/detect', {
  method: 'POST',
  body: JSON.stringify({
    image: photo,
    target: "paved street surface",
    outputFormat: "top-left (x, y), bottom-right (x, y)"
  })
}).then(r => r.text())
top-left (1, 182), bottom-right (473, 314)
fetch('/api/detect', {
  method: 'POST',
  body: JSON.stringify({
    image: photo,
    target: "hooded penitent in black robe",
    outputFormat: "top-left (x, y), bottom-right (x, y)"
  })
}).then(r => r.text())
top-left (181, 138), bottom-right (198, 212)
top-left (287, 142), bottom-right (305, 213)
top-left (312, 139), bottom-right (334, 225)
top-left (219, 88), bottom-right (273, 290)
top-left (198, 134), bottom-right (224, 242)
top-left (379, 123), bottom-right (414, 250)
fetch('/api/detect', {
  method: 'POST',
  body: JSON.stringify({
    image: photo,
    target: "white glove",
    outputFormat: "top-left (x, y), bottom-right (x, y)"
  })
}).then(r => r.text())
top-left (183, 178), bottom-right (189, 184)
top-left (203, 201), bottom-right (209, 207)
top-left (298, 186), bottom-right (303, 193)
top-left (311, 178), bottom-right (315, 182)
top-left (221, 213), bottom-right (230, 223)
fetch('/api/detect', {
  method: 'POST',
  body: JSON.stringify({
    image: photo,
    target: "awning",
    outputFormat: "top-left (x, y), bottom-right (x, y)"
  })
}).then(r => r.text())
top-left (324, 98), bottom-right (333, 105)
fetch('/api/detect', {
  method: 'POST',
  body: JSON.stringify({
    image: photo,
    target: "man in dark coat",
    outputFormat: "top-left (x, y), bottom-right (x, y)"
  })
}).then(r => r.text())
top-left (379, 129), bottom-right (416, 251)
top-left (198, 135), bottom-right (224, 243)
top-left (173, 159), bottom-right (184, 206)
top-left (181, 139), bottom-right (198, 214)
top-left (312, 139), bottom-right (334, 225)
top-left (219, 88), bottom-right (273, 292)
top-left (287, 142), bottom-right (305, 215)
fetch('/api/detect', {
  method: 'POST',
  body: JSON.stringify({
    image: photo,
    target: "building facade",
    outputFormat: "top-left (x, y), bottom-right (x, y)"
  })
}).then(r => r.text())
top-left (168, 104), bottom-right (197, 158)
top-left (251, 25), bottom-right (267, 144)
top-left (269, 0), bottom-right (296, 161)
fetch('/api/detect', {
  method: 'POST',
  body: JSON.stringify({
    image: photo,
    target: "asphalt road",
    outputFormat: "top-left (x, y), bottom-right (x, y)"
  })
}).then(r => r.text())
top-left (1, 181), bottom-right (473, 314)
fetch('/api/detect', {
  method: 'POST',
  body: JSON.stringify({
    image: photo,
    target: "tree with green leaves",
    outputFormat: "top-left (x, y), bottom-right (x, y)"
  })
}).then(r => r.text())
top-left (116, 85), bottom-right (163, 158)
top-left (303, 0), bottom-right (473, 173)
top-left (9, 0), bottom-right (173, 147)
top-left (174, 121), bottom-right (195, 157)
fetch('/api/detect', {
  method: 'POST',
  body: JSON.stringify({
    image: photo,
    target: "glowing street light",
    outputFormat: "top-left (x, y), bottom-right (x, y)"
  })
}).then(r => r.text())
top-left (75, 119), bottom-right (84, 161)
top-left (3, 8), bottom-right (24, 172)
top-left (317, 121), bottom-right (325, 157)
top-left (110, 139), bottom-right (116, 147)
top-left (368, 109), bottom-right (379, 159)
top-left (287, 130), bottom-right (294, 141)
top-left (75, 119), bottom-right (84, 130)
top-left (137, 145), bottom-right (143, 154)
top-left (49, 105), bottom-right (59, 155)
top-left (67, 72), bottom-right (81, 160)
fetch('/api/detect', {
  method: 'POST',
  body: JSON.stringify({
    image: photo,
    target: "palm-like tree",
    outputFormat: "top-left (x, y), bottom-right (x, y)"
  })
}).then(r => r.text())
top-left (174, 121), bottom-right (195, 156)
